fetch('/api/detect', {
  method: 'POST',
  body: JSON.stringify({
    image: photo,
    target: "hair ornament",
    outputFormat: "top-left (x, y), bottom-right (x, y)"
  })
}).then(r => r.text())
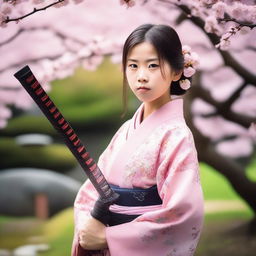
top-left (179, 79), bottom-right (191, 90)
top-left (179, 45), bottom-right (199, 90)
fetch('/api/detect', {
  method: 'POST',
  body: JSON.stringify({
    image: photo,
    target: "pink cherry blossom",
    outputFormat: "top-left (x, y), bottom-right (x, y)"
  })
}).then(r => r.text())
top-left (72, 0), bottom-right (84, 4)
top-left (120, 0), bottom-right (135, 8)
top-left (229, 2), bottom-right (251, 21)
top-left (204, 15), bottom-right (222, 35)
top-left (0, 12), bottom-right (7, 27)
top-left (184, 67), bottom-right (196, 77)
top-left (32, 0), bottom-right (45, 4)
top-left (54, 0), bottom-right (69, 8)
top-left (217, 137), bottom-right (253, 157)
top-left (184, 53), bottom-right (193, 65)
top-left (215, 38), bottom-right (231, 51)
top-left (201, 0), bottom-right (218, 5)
top-left (182, 45), bottom-right (191, 54)
top-left (82, 55), bottom-right (104, 71)
top-left (0, 3), bottom-right (12, 15)
top-left (0, 106), bottom-right (11, 119)
top-left (248, 6), bottom-right (256, 23)
top-left (179, 79), bottom-right (191, 90)
top-left (190, 52), bottom-right (200, 68)
top-left (239, 26), bottom-right (251, 35)
top-left (212, 2), bottom-right (226, 19)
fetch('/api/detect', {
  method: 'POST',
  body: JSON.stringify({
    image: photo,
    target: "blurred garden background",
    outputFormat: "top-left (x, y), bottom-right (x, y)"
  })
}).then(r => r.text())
top-left (0, 0), bottom-right (256, 256)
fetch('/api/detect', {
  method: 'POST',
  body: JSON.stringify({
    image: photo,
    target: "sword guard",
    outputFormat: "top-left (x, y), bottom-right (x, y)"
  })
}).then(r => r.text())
top-left (91, 192), bottom-right (120, 225)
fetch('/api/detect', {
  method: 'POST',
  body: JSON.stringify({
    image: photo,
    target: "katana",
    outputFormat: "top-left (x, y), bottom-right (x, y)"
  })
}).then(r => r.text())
top-left (14, 65), bottom-right (119, 225)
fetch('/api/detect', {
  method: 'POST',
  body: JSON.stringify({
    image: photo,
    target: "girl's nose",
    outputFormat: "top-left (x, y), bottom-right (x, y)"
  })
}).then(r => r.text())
top-left (137, 70), bottom-right (148, 83)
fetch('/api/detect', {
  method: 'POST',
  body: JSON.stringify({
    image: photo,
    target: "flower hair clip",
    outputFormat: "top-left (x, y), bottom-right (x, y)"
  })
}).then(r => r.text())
top-left (179, 45), bottom-right (199, 90)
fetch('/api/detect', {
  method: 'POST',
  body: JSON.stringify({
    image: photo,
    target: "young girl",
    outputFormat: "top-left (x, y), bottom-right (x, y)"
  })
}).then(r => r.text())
top-left (72, 24), bottom-right (204, 256)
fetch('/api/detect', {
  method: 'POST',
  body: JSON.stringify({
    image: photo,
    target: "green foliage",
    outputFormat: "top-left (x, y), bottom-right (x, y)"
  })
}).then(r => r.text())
top-left (0, 216), bottom-right (44, 249)
top-left (48, 58), bottom-right (124, 128)
top-left (0, 215), bottom-right (18, 224)
top-left (39, 208), bottom-right (74, 256)
top-left (0, 115), bottom-right (55, 137)
top-left (204, 210), bottom-right (253, 222)
top-left (59, 97), bottom-right (123, 127)
top-left (200, 162), bottom-right (241, 200)
top-left (0, 137), bottom-right (76, 172)
top-left (200, 160), bottom-right (256, 201)
top-left (246, 156), bottom-right (256, 182)
top-left (51, 58), bottom-right (122, 102)
top-left (1, 58), bottom-right (127, 136)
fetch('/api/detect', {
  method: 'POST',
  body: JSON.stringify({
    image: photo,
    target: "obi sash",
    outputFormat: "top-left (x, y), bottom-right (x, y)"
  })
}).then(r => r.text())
top-left (108, 184), bottom-right (162, 226)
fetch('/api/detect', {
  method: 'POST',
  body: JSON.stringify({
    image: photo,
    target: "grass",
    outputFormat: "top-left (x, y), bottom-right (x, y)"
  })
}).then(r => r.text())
top-left (246, 156), bottom-right (256, 182)
top-left (204, 210), bottom-right (254, 222)
top-left (196, 211), bottom-right (256, 256)
top-left (39, 208), bottom-right (74, 256)
top-left (0, 216), bottom-right (45, 249)
top-left (0, 210), bottom-right (74, 254)
top-left (1, 209), bottom-right (253, 256)
top-left (200, 162), bottom-right (240, 200)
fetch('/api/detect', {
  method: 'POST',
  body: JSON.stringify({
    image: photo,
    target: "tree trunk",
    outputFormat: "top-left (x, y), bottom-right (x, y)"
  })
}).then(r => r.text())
top-left (184, 81), bottom-right (256, 217)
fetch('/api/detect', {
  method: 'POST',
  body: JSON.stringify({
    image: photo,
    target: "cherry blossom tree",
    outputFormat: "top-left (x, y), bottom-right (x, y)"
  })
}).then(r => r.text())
top-left (0, 0), bottom-right (256, 221)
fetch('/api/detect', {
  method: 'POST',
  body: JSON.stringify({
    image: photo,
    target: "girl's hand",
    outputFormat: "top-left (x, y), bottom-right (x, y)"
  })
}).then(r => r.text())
top-left (78, 217), bottom-right (108, 250)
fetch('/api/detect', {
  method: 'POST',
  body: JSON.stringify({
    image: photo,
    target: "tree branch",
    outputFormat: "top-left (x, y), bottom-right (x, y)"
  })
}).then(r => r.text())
top-left (217, 17), bottom-right (256, 29)
top-left (202, 145), bottom-right (256, 212)
top-left (157, 0), bottom-right (256, 217)
top-left (184, 76), bottom-right (256, 214)
top-left (176, 4), bottom-right (256, 87)
top-left (222, 81), bottom-right (247, 109)
top-left (157, 1), bottom-right (256, 128)
top-left (3, 0), bottom-right (65, 24)
top-left (0, 26), bottom-right (86, 50)
top-left (195, 72), bottom-right (255, 128)
top-left (0, 28), bottom-right (25, 47)
top-left (0, 54), bottom-right (63, 74)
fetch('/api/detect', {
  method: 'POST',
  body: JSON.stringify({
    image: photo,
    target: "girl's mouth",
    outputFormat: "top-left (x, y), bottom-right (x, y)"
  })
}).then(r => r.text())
top-left (137, 87), bottom-right (150, 92)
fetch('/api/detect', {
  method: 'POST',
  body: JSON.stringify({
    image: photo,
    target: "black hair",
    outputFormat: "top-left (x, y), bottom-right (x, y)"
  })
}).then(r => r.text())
top-left (122, 24), bottom-right (191, 115)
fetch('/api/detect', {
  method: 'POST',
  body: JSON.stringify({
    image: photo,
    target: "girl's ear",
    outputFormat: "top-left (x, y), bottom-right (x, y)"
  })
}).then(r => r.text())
top-left (172, 70), bottom-right (183, 81)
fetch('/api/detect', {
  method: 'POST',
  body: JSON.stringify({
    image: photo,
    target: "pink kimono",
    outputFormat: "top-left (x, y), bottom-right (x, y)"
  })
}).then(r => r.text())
top-left (72, 98), bottom-right (204, 256)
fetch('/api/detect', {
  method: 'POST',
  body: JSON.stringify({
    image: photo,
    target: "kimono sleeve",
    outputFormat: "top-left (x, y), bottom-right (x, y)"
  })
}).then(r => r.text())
top-left (71, 121), bottom-right (130, 256)
top-left (105, 126), bottom-right (204, 256)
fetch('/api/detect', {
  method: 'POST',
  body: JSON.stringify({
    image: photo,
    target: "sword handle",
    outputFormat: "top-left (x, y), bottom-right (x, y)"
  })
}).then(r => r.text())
top-left (91, 194), bottom-right (119, 225)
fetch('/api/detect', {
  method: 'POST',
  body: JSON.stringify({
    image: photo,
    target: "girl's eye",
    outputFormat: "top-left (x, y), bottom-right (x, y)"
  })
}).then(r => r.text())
top-left (128, 64), bottom-right (137, 69)
top-left (149, 63), bottom-right (159, 68)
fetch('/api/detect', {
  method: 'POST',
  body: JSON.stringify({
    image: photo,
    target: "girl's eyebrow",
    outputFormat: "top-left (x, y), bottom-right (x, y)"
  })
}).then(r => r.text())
top-left (127, 58), bottom-right (159, 62)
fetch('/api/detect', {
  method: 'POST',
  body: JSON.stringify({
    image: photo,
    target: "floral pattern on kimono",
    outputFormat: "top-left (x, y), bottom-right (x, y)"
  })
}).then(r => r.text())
top-left (72, 98), bottom-right (204, 256)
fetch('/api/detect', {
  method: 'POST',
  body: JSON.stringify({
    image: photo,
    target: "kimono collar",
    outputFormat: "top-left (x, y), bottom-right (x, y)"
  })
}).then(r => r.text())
top-left (127, 97), bottom-right (184, 140)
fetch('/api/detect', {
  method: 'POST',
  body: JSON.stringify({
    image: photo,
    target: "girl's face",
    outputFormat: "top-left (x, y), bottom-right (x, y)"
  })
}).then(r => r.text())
top-left (125, 42), bottom-right (181, 107)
